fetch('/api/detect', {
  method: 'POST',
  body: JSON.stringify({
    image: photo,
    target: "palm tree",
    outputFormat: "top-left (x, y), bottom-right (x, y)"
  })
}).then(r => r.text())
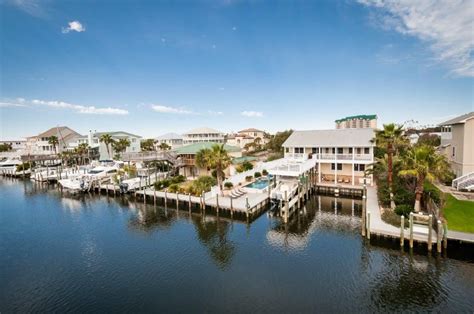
top-left (159, 142), bottom-right (171, 151)
top-left (99, 134), bottom-right (115, 159)
top-left (112, 138), bottom-right (131, 159)
top-left (75, 143), bottom-right (89, 165)
top-left (399, 145), bottom-right (451, 212)
top-left (195, 144), bottom-right (231, 195)
top-left (48, 136), bottom-right (59, 154)
top-left (375, 123), bottom-right (405, 188)
top-left (141, 139), bottom-right (156, 152)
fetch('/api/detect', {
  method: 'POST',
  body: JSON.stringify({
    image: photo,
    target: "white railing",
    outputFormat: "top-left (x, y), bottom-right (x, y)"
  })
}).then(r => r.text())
top-left (314, 154), bottom-right (372, 161)
top-left (453, 172), bottom-right (474, 190)
top-left (285, 153), bottom-right (307, 160)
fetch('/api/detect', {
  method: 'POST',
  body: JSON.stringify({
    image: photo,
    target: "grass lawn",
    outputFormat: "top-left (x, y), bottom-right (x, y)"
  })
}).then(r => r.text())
top-left (442, 193), bottom-right (474, 233)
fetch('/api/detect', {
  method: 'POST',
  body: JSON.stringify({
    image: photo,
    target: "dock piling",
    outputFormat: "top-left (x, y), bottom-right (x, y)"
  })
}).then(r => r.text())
top-left (400, 215), bottom-right (405, 247)
top-left (428, 214), bottom-right (433, 251)
top-left (437, 220), bottom-right (442, 253)
top-left (409, 212), bottom-right (414, 249)
top-left (366, 211), bottom-right (371, 240)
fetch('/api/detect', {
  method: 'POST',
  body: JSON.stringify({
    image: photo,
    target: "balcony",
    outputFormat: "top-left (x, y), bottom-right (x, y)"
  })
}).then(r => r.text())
top-left (314, 154), bottom-right (373, 162)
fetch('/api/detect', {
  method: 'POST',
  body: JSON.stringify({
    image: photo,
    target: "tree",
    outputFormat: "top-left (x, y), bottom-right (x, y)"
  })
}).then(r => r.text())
top-left (417, 134), bottom-right (441, 147)
top-left (399, 145), bottom-right (451, 212)
top-left (0, 143), bottom-right (12, 152)
top-left (141, 139), bottom-right (156, 151)
top-left (74, 143), bottom-right (89, 165)
top-left (265, 130), bottom-right (293, 152)
top-left (99, 134), bottom-right (115, 159)
top-left (159, 142), bottom-right (171, 151)
top-left (195, 144), bottom-right (231, 195)
top-left (112, 138), bottom-right (131, 159)
top-left (374, 124), bottom-right (407, 208)
top-left (48, 136), bottom-right (59, 154)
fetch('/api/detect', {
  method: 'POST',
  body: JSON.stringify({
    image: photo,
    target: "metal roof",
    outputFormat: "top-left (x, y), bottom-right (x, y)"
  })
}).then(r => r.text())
top-left (438, 112), bottom-right (474, 126)
top-left (155, 132), bottom-right (183, 140)
top-left (335, 114), bottom-right (377, 123)
top-left (283, 128), bottom-right (375, 147)
top-left (174, 142), bottom-right (241, 155)
top-left (93, 131), bottom-right (142, 138)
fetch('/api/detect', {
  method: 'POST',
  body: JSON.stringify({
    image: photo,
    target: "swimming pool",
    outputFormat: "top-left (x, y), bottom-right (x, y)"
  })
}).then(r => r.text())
top-left (245, 178), bottom-right (270, 189)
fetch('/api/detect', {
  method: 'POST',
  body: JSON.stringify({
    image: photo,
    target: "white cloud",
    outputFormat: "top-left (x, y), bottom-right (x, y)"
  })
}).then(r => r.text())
top-left (241, 111), bottom-right (263, 117)
top-left (9, 0), bottom-right (45, 17)
top-left (358, 0), bottom-right (474, 77)
top-left (62, 20), bottom-right (86, 34)
top-left (208, 110), bottom-right (224, 116)
top-left (2, 98), bottom-right (128, 115)
top-left (151, 105), bottom-right (194, 114)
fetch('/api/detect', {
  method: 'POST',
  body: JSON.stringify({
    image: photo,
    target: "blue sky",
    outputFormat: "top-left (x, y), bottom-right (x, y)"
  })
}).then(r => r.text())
top-left (1, 0), bottom-right (473, 139)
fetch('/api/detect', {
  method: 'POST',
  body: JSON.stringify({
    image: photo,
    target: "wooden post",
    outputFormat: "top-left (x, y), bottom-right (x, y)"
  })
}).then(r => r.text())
top-left (400, 215), bottom-right (405, 247)
top-left (176, 192), bottom-right (179, 210)
top-left (443, 222), bottom-right (448, 250)
top-left (230, 197), bottom-right (233, 213)
top-left (409, 212), bottom-right (414, 249)
top-left (164, 190), bottom-right (168, 205)
top-left (144, 188), bottom-right (146, 204)
top-left (361, 194), bottom-right (366, 237)
top-left (284, 191), bottom-right (289, 223)
top-left (366, 211), bottom-right (371, 240)
top-left (203, 192), bottom-right (206, 210)
top-left (437, 220), bottom-right (442, 253)
top-left (246, 196), bottom-right (249, 218)
top-left (153, 189), bottom-right (156, 206)
top-left (188, 193), bottom-right (192, 212)
top-left (297, 184), bottom-right (301, 208)
top-left (427, 214), bottom-right (433, 251)
top-left (216, 194), bottom-right (220, 213)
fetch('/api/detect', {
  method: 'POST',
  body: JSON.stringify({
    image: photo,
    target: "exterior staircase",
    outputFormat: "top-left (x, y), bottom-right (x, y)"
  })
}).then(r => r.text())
top-left (452, 172), bottom-right (474, 191)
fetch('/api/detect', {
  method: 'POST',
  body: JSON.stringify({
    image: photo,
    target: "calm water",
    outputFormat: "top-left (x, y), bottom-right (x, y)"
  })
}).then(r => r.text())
top-left (1, 179), bottom-right (473, 313)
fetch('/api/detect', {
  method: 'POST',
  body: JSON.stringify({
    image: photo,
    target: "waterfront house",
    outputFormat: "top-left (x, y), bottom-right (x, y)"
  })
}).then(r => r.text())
top-left (174, 142), bottom-right (242, 177)
top-left (154, 132), bottom-right (183, 149)
top-left (0, 139), bottom-right (26, 151)
top-left (182, 127), bottom-right (225, 145)
top-left (25, 126), bottom-right (82, 155)
top-left (335, 114), bottom-right (377, 129)
top-left (226, 128), bottom-right (269, 151)
top-left (438, 112), bottom-right (474, 177)
top-left (71, 131), bottom-right (142, 160)
top-left (282, 128), bottom-right (375, 186)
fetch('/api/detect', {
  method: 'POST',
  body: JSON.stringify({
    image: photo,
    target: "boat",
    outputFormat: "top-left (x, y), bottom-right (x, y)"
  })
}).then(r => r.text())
top-left (0, 157), bottom-right (29, 176)
top-left (59, 161), bottom-right (123, 192)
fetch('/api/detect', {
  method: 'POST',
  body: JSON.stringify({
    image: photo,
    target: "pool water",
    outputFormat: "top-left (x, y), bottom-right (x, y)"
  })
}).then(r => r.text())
top-left (245, 178), bottom-right (270, 189)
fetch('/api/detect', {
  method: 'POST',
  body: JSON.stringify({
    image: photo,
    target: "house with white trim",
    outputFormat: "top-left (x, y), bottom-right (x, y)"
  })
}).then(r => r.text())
top-left (281, 128), bottom-right (375, 186)
top-left (182, 127), bottom-right (225, 145)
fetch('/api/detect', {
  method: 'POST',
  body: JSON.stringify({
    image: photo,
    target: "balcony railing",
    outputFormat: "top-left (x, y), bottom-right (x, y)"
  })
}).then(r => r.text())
top-left (285, 153), bottom-right (373, 161)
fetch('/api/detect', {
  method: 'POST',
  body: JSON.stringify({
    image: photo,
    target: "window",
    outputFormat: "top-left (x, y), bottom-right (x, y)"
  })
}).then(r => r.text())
top-left (364, 147), bottom-right (370, 154)
top-left (337, 148), bottom-right (343, 154)
top-left (331, 163), bottom-right (342, 170)
top-left (354, 164), bottom-right (365, 171)
top-left (332, 148), bottom-right (336, 154)
top-left (452, 147), bottom-right (455, 157)
top-left (325, 148), bottom-right (330, 154)
top-left (295, 147), bottom-right (304, 154)
top-left (356, 148), bottom-right (361, 154)
top-left (349, 148), bottom-right (353, 154)
top-left (312, 147), bottom-right (318, 154)
top-left (285, 147), bottom-right (289, 153)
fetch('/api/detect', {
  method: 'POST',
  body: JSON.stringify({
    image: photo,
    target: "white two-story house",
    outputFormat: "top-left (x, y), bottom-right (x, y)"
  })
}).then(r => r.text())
top-left (282, 128), bottom-right (375, 186)
top-left (182, 127), bottom-right (225, 145)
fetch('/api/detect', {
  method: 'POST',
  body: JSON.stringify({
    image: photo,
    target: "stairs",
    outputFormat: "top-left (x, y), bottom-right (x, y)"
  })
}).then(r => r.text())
top-left (452, 172), bottom-right (474, 191)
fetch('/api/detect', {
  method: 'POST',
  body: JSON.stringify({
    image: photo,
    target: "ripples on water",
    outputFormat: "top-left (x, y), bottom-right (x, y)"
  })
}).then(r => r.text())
top-left (1, 179), bottom-right (473, 312)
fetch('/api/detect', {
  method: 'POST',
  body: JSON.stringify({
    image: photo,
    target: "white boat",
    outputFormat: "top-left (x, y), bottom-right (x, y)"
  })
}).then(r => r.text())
top-left (59, 161), bottom-right (123, 192)
top-left (0, 157), bottom-right (29, 176)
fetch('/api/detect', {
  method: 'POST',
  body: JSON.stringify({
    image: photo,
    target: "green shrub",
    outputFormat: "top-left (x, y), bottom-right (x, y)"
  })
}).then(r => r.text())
top-left (224, 182), bottom-right (233, 189)
top-left (262, 169), bottom-right (268, 176)
top-left (153, 175), bottom-right (185, 190)
top-left (16, 162), bottom-right (31, 172)
top-left (393, 186), bottom-right (415, 206)
top-left (254, 172), bottom-right (262, 178)
top-left (423, 182), bottom-right (441, 205)
top-left (395, 204), bottom-right (413, 217)
top-left (167, 183), bottom-right (180, 193)
top-left (245, 175), bottom-right (253, 182)
top-left (241, 161), bottom-right (253, 171)
top-left (376, 180), bottom-right (391, 207)
top-left (186, 176), bottom-right (217, 195)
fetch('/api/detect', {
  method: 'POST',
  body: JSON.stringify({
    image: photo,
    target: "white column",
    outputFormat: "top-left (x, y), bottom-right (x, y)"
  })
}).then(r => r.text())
top-left (352, 147), bottom-right (355, 186)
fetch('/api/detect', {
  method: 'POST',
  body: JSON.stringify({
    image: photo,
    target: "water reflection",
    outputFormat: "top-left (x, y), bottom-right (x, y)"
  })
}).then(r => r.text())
top-left (267, 195), bottom-right (363, 251)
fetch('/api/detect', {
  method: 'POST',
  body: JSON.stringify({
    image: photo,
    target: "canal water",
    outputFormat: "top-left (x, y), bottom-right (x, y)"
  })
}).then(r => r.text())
top-left (1, 179), bottom-right (473, 312)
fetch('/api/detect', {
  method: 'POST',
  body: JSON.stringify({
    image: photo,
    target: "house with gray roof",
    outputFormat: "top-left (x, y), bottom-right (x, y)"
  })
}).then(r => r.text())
top-left (155, 132), bottom-right (183, 149)
top-left (282, 128), bottom-right (375, 186)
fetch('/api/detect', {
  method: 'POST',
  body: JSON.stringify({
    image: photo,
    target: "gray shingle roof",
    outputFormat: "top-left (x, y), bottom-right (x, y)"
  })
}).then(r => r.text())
top-left (155, 132), bottom-right (183, 140)
top-left (438, 112), bottom-right (474, 126)
top-left (283, 129), bottom-right (375, 147)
